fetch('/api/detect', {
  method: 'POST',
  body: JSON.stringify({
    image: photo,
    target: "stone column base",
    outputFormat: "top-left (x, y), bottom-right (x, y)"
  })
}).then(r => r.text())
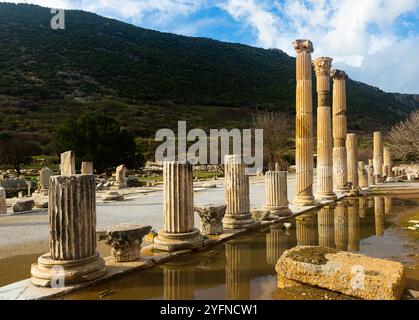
top-left (293, 196), bottom-right (316, 206)
top-left (30, 252), bottom-right (107, 287)
top-left (222, 213), bottom-right (257, 229)
top-left (153, 228), bottom-right (203, 251)
top-left (315, 192), bottom-right (337, 201)
top-left (263, 205), bottom-right (292, 217)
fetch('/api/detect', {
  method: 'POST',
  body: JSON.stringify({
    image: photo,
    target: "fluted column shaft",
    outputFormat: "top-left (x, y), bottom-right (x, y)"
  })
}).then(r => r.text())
top-left (154, 161), bottom-right (201, 251)
top-left (346, 133), bottom-right (359, 189)
top-left (163, 267), bottom-right (195, 300)
top-left (373, 132), bottom-right (383, 183)
top-left (314, 57), bottom-right (335, 200)
top-left (163, 162), bottom-right (194, 233)
top-left (332, 70), bottom-right (349, 192)
top-left (223, 155), bottom-right (254, 229)
top-left (49, 175), bottom-right (96, 260)
top-left (264, 171), bottom-right (290, 215)
top-left (294, 40), bottom-right (315, 206)
top-left (358, 161), bottom-right (368, 187)
top-left (266, 226), bottom-right (290, 265)
top-left (347, 200), bottom-right (360, 252)
top-left (383, 146), bottom-right (395, 181)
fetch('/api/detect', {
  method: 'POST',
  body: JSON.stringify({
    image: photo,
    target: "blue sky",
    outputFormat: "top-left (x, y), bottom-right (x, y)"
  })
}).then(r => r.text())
top-left (8, 0), bottom-right (419, 94)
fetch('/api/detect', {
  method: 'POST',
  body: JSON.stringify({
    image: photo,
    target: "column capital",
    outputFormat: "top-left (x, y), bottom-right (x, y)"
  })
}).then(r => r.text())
top-left (331, 69), bottom-right (347, 80)
top-left (293, 39), bottom-right (313, 53)
top-left (313, 57), bottom-right (333, 76)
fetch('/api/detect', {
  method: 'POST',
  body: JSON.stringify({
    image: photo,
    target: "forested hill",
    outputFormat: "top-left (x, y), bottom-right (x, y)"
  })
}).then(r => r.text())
top-left (0, 2), bottom-right (418, 137)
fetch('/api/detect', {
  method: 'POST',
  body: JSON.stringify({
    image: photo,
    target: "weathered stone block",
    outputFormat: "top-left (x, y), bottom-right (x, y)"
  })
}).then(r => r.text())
top-left (275, 246), bottom-right (406, 300)
top-left (195, 204), bottom-right (226, 235)
top-left (13, 199), bottom-right (35, 212)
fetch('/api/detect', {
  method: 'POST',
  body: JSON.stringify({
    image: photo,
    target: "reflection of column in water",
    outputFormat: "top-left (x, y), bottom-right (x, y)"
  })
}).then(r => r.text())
top-left (384, 197), bottom-right (393, 215)
top-left (296, 213), bottom-right (317, 246)
top-left (317, 205), bottom-right (335, 248)
top-left (347, 199), bottom-right (360, 252)
top-left (374, 196), bottom-right (385, 237)
top-left (162, 262), bottom-right (195, 300)
top-left (225, 239), bottom-right (251, 300)
top-left (334, 202), bottom-right (348, 250)
top-left (266, 225), bottom-right (295, 265)
top-left (358, 197), bottom-right (366, 218)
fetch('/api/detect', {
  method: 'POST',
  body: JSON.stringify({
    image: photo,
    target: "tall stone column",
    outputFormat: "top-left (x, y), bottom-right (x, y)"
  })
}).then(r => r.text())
top-left (225, 239), bottom-right (251, 300)
top-left (81, 162), bottom-right (94, 175)
top-left (373, 132), bottom-right (383, 183)
top-left (347, 199), bottom-right (360, 252)
top-left (60, 150), bottom-right (75, 175)
top-left (296, 213), bottom-right (317, 246)
top-left (154, 161), bottom-right (202, 251)
top-left (263, 171), bottom-right (291, 216)
top-left (346, 133), bottom-right (359, 195)
top-left (0, 187), bottom-right (6, 214)
top-left (39, 167), bottom-right (54, 196)
top-left (314, 57), bottom-right (336, 200)
top-left (31, 174), bottom-right (106, 286)
top-left (358, 197), bottom-right (367, 218)
top-left (331, 70), bottom-right (349, 192)
top-left (223, 155), bottom-right (255, 229)
top-left (358, 161), bottom-right (368, 188)
top-left (366, 161), bottom-right (374, 186)
top-left (334, 201), bottom-right (348, 251)
top-left (317, 205), bottom-right (335, 248)
top-left (293, 39), bottom-right (315, 206)
top-left (384, 146), bottom-right (396, 182)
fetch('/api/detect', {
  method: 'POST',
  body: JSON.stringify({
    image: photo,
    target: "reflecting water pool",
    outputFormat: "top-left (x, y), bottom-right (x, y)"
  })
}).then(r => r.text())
top-left (65, 196), bottom-right (418, 300)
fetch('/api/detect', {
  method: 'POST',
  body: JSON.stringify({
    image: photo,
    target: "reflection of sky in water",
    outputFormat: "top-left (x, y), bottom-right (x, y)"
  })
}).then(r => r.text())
top-left (67, 196), bottom-right (419, 300)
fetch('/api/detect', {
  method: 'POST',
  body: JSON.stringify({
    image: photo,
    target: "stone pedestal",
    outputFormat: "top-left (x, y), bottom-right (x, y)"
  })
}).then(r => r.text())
top-left (154, 162), bottom-right (202, 251)
top-left (222, 155), bottom-right (256, 229)
top-left (81, 162), bottom-right (94, 175)
top-left (263, 171), bottom-right (291, 216)
top-left (98, 224), bottom-right (152, 262)
top-left (60, 151), bottom-right (75, 175)
top-left (296, 213), bottom-right (317, 246)
top-left (225, 238), bottom-right (251, 300)
top-left (31, 175), bottom-right (106, 287)
top-left (293, 39), bottom-right (315, 206)
top-left (331, 70), bottom-right (349, 192)
top-left (373, 132), bottom-right (383, 184)
top-left (0, 187), bottom-right (6, 214)
top-left (317, 205), bottom-right (335, 248)
top-left (113, 164), bottom-right (127, 189)
top-left (334, 201), bottom-right (348, 251)
top-left (346, 133), bottom-right (359, 195)
top-left (195, 204), bottom-right (226, 235)
top-left (314, 57), bottom-right (336, 201)
top-left (358, 161), bottom-right (368, 188)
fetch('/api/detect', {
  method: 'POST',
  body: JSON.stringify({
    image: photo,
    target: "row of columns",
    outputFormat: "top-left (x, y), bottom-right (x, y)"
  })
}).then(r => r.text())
top-left (294, 39), bottom-right (395, 205)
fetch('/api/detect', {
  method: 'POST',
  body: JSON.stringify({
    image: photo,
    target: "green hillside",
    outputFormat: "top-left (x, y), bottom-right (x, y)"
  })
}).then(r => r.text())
top-left (0, 3), bottom-right (418, 145)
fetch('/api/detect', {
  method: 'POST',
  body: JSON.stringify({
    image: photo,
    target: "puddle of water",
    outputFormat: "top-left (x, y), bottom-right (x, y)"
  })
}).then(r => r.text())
top-left (63, 196), bottom-right (419, 300)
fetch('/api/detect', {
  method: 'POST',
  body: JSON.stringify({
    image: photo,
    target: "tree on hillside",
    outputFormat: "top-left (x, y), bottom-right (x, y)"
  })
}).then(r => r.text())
top-left (252, 111), bottom-right (292, 170)
top-left (387, 110), bottom-right (419, 162)
top-left (0, 131), bottom-right (41, 175)
top-left (55, 112), bottom-right (144, 173)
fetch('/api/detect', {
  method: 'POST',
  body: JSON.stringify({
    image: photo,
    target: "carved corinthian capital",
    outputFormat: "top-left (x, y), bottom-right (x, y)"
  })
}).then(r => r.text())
top-left (314, 57), bottom-right (333, 76)
top-left (293, 39), bottom-right (314, 53)
top-left (330, 69), bottom-right (348, 80)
